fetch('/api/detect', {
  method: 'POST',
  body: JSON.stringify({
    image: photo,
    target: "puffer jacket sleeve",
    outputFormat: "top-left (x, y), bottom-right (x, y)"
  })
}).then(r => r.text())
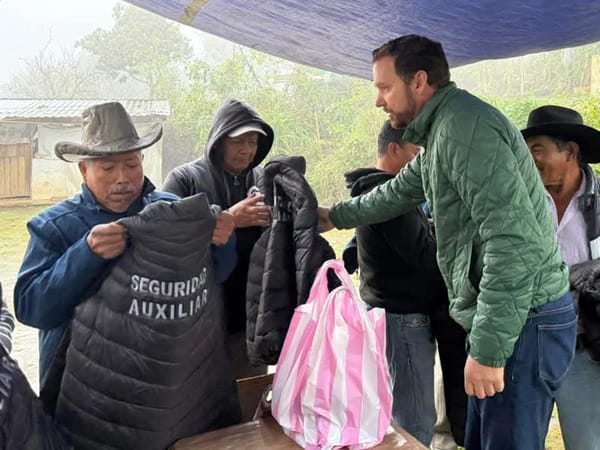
top-left (330, 152), bottom-right (426, 228)
top-left (442, 114), bottom-right (545, 367)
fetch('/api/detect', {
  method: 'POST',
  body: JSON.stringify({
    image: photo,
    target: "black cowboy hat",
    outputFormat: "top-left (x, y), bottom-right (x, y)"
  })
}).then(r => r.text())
top-left (55, 102), bottom-right (162, 162)
top-left (521, 105), bottom-right (600, 163)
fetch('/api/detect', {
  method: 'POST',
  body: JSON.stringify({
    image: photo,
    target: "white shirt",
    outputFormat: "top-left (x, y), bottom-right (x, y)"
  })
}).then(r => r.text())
top-left (546, 172), bottom-right (589, 267)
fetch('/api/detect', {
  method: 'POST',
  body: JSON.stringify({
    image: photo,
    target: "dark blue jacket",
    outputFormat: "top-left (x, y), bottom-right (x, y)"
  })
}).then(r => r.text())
top-left (14, 178), bottom-right (236, 391)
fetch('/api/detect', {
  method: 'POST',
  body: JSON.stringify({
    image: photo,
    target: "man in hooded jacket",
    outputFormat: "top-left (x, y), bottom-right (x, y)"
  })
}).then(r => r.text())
top-left (163, 98), bottom-right (273, 378)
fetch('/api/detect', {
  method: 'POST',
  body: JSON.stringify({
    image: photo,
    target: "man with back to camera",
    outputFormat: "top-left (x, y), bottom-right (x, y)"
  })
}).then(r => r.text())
top-left (342, 120), bottom-right (466, 446)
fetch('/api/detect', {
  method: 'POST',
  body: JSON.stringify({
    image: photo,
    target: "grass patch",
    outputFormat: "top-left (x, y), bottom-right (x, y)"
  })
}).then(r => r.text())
top-left (322, 228), bottom-right (355, 258)
top-left (0, 206), bottom-right (46, 281)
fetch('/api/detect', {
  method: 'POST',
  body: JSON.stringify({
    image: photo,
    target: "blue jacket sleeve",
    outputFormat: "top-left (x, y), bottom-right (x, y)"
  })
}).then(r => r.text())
top-left (211, 232), bottom-right (238, 284)
top-left (14, 217), bottom-right (111, 331)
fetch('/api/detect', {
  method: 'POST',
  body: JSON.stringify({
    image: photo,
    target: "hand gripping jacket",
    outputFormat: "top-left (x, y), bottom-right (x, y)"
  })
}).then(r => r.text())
top-left (246, 156), bottom-right (335, 366)
top-left (55, 194), bottom-right (241, 450)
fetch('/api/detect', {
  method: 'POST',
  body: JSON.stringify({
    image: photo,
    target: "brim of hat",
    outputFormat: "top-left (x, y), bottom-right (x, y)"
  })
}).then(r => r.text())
top-left (521, 123), bottom-right (600, 164)
top-left (227, 125), bottom-right (267, 138)
top-left (55, 123), bottom-right (163, 162)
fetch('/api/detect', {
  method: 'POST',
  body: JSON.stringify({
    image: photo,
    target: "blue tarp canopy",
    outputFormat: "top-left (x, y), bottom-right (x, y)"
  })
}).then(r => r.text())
top-left (126, 0), bottom-right (600, 79)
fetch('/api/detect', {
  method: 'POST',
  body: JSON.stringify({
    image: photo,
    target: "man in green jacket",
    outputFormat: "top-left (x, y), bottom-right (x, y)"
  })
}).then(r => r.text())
top-left (318, 35), bottom-right (576, 449)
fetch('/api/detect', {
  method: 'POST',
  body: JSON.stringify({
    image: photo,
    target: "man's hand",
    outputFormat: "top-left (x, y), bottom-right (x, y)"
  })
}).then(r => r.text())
top-left (87, 223), bottom-right (127, 259)
top-left (228, 194), bottom-right (271, 228)
top-left (317, 206), bottom-right (335, 233)
top-left (212, 211), bottom-right (235, 245)
top-left (464, 355), bottom-right (505, 399)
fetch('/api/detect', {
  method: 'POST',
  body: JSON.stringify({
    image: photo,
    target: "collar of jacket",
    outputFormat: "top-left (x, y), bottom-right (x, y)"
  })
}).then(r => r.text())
top-left (344, 168), bottom-right (392, 197)
top-left (80, 176), bottom-right (156, 214)
top-left (578, 163), bottom-right (599, 242)
top-left (580, 163), bottom-right (597, 203)
top-left (403, 81), bottom-right (458, 148)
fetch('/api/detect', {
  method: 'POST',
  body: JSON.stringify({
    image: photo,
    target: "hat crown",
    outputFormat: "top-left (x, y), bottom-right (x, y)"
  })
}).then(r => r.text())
top-left (526, 105), bottom-right (584, 128)
top-left (81, 102), bottom-right (140, 148)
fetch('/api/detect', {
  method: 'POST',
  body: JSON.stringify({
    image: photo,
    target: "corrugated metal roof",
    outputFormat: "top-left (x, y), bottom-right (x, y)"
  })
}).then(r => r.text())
top-left (0, 99), bottom-right (170, 122)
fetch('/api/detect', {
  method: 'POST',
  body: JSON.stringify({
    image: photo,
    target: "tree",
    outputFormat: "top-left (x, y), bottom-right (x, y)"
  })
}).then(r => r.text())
top-left (77, 4), bottom-right (194, 98)
top-left (7, 42), bottom-right (99, 98)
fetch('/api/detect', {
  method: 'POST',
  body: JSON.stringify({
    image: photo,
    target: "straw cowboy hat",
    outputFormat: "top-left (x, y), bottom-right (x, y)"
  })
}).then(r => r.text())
top-left (55, 102), bottom-right (162, 162)
top-left (521, 105), bottom-right (600, 163)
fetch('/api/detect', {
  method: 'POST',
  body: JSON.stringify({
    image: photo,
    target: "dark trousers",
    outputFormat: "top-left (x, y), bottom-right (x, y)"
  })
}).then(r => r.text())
top-left (465, 293), bottom-right (577, 450)
top-left (226, 331), bottom-right (268, 380)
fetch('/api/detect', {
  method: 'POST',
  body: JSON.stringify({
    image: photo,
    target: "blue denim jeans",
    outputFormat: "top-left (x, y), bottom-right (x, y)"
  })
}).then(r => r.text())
top-left (385, 312), bottom-right (437, 446)
top-left (465, 293), bottom-right (577, 450)
top-left (555, 348), bottom-right (600, 450)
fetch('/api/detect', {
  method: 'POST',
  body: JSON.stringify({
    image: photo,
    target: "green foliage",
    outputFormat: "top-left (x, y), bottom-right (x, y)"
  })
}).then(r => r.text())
top-left (453, 42), bottom-right (600, 97)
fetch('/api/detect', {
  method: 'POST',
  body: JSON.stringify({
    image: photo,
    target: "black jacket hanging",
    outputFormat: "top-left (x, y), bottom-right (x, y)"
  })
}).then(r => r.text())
top-left (246, 156), bottom-right (335, 366)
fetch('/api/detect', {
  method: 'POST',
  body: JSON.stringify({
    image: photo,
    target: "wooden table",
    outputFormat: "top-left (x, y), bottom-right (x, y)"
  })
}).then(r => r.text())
top-left (172, 416), bottom-right (427, 450)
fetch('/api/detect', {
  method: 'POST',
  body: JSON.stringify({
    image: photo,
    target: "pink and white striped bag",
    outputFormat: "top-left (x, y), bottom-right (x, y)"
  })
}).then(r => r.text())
top-left (271, 259), bottom-right (393, 450)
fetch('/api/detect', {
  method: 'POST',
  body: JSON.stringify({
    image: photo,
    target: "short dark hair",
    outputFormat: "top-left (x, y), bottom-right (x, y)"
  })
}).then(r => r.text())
top-left (372, 35), bottom-right (450, 88)
top-left (378, 120), bottom-right (406, 156)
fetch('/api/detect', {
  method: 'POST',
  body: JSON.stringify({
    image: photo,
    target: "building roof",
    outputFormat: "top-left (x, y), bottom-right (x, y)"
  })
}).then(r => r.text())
top-left (0, 99), bottom-right (170, 123)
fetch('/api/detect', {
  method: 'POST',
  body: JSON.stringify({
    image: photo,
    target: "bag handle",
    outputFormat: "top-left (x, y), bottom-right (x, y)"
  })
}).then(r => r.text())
top-left (307, 259), bottom-right (360, 305)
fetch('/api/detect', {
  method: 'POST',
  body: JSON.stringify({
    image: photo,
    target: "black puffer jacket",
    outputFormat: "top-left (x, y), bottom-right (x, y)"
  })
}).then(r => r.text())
top-left (570, 259), bottom-right (600, 362)
top-left (55, 194), bottom-right (240, 450)
top-left (163, 99), bottom-right (274, 334)
top-left (344, 168), bottom-right (447, 313)
top-left (246, 156), bottom-right (335, 366)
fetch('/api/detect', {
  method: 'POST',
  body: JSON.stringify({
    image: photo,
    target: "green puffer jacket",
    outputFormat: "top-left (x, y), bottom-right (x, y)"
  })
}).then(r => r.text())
top-left (330, 82), bottom-right (569, 367)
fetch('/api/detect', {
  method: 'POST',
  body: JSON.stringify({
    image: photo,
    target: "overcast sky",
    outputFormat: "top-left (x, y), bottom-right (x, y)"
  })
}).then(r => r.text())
top-left (0, 0), bottom-right (224, 86)
top-left (0, 0), bottom-right (117, 83)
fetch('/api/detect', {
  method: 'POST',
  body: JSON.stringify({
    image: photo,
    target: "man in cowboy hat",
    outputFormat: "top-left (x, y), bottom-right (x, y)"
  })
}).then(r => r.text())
top-left (13, 101), bottom-right (236, 402)
top-left (522, 104), bottom-right (600, 450)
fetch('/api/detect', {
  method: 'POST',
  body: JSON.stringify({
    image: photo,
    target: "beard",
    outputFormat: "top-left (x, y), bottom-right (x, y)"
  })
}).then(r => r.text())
top-left (388, 86), bottom-right (418, 129)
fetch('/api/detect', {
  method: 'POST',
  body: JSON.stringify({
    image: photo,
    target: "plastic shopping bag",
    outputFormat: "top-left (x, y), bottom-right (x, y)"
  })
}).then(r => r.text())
top-left (271, 259), bottom-right (392, 450)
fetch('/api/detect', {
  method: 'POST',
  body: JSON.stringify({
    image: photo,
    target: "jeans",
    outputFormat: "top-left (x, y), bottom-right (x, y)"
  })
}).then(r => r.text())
top-left (465, 292), bottom-right (577, 450)
top-left (555, 348), bottom-right (600, 450)
top-left (385, 312), bottom-right (437, 446)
